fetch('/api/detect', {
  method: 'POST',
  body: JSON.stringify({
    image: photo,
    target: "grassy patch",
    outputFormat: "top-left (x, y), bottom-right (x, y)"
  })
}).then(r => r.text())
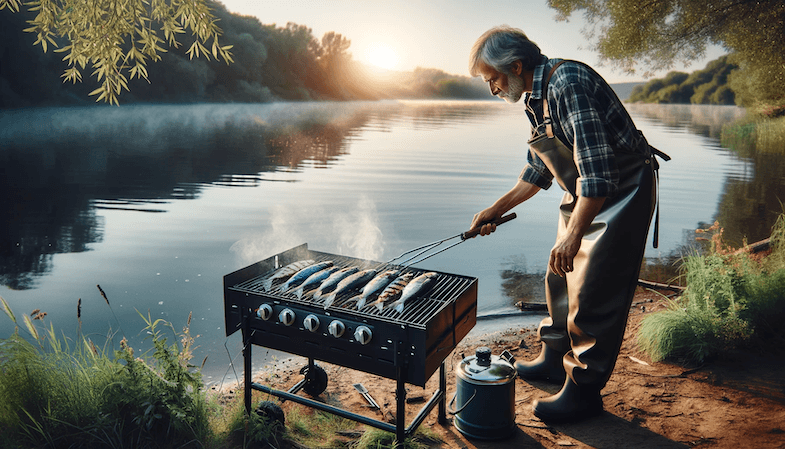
top-left (353, 427), bottom-right (441, 449)
top-left (638, 217), bottom-right (785, 364)
top-left (0, 301), bottom-right (213, 448)
top-left (0, 291), bottom-right (443, 449)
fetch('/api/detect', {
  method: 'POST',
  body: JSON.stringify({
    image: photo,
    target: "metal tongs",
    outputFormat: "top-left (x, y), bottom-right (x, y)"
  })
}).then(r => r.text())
top-left (387, 213), bottom-right (517, 268)
top-left (353, 383), bottom-right (380, 410)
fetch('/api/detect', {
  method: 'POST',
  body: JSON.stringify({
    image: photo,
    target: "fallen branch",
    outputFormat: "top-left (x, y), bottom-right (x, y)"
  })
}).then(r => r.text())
top-left (623, 365), bottom-right (703, 378)
top-left (637, 279), bottom-right (685, 292)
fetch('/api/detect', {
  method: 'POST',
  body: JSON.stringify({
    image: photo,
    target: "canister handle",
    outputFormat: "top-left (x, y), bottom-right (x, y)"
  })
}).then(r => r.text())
top-left (447, 389), bottom-right (477, 415)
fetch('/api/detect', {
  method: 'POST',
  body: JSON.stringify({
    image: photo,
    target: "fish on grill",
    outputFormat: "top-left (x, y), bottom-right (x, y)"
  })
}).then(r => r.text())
top-left (322, 268), bottom-right (379, 309)
top-left (293, 266), bottom-right (342, 299)
top-left (312, 266), bottom-right (360, 301)
top-left (280, 261), bottom-right (334, 292)
top-left (391, 272), bottom-right (438, 314)
top-left (370, 272), bottom-right (414, 311)
top-left (263, 259), bottom-right (315, 291)
top-left (352, 269), bottom-right (400, 309)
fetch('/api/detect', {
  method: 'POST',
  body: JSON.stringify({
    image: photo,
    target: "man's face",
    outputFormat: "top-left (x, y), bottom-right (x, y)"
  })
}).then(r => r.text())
top-left (477, 62), bottom-right (525, 104)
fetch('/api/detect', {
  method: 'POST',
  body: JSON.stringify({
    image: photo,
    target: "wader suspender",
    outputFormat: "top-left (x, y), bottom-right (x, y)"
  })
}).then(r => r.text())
top-left (538, 60), bottom-right (671, 248)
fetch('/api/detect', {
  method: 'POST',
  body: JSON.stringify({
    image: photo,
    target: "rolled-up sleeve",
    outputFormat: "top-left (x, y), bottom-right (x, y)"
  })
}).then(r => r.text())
top-left (520, 150), bottom-right (553, 190)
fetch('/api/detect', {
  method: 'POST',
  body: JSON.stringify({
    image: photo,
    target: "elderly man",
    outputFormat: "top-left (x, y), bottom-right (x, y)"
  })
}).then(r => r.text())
top-left (468, 25), bottom-right (667, 422)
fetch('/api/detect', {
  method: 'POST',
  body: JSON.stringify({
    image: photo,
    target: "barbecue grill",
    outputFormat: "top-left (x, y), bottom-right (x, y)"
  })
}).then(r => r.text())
top-left (223, 243), bottom-right (478, 444)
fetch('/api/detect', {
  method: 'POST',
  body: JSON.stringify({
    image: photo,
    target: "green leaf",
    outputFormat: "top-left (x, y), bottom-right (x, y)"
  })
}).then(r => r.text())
top-left (18, 0), bottom-right (234, 103)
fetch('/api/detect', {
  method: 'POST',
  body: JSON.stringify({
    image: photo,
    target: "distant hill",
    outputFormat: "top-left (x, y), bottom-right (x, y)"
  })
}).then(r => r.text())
top-left (611, 82), bottom-right (644, 102)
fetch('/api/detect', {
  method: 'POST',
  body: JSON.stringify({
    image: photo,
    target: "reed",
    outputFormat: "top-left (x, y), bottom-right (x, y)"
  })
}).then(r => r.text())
top-left (721, 110), bottom-right (785, 156)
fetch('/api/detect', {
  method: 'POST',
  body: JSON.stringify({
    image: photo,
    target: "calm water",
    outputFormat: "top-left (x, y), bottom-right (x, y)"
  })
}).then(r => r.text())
top-left (1, 100), bottom-right (767, 384)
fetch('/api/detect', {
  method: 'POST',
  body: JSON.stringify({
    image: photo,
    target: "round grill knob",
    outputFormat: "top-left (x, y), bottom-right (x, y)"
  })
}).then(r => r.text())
top-left (257, 304), bottom-right (273, 321)
top-left (278, 308), bottom-right (295, 326)
top-left (354, 325), bottom-right (372, 345)
top-left (303, 314), bottom-right (320, 332)
top-left (328, 320), bottom-right (345, 338)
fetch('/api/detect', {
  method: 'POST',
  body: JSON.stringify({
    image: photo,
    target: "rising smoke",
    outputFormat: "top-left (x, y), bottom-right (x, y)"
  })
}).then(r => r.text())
top-left (229, 194), bottom-right (385, 266)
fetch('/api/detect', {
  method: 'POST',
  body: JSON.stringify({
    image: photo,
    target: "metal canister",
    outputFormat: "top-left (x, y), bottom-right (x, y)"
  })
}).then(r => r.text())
top-left (451, 346), bottom-right (517, 440)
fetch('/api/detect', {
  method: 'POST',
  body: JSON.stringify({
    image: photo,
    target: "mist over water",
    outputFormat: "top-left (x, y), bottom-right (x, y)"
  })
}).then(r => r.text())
top-left (1, 101), bottom-right (771, 384)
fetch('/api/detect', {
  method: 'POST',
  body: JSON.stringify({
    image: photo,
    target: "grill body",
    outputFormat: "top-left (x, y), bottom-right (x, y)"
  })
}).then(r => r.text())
top-left (224, 243), bottom-right (478, 387)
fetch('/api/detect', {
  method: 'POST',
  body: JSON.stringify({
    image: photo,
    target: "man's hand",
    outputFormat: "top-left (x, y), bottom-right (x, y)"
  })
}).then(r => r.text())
top-left (469, 179), bottom-right (541, 238)
top-left (549, 233), bottom-right (582, 277)
top-left (470, 207), bottom-right (501, 237)
top-left (550, 196), bottom-right (606, 277)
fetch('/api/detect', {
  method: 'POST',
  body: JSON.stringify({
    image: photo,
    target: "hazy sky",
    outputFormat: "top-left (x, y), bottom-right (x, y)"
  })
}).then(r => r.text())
top-left (218, 0), bottom-right (727, 83)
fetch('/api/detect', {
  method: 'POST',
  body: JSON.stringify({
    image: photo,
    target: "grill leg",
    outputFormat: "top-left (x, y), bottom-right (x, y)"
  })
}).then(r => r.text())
top-left (395, 363), bottom-right (406, 448)
top-left (438, 361), bottom-right (447, 425)
top-left (243, 318), bottom-right (253, 416)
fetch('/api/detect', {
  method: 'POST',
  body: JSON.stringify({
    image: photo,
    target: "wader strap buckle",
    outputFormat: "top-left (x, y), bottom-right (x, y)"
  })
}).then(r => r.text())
top-left (650, 147), bottom-right (670, 249)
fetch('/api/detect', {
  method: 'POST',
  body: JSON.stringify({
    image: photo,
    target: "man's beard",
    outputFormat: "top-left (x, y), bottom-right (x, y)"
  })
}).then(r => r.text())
top-left (500, 72), bottom-right (525, 104)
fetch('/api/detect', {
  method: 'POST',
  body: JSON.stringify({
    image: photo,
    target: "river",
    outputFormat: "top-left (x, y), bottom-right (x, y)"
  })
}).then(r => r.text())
top-left (1, 100), bottom-right (767, 385)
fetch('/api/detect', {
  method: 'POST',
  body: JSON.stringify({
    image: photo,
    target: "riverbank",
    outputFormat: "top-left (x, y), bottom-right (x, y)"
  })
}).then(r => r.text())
top-left (230, 286), bottom-right (785, 448)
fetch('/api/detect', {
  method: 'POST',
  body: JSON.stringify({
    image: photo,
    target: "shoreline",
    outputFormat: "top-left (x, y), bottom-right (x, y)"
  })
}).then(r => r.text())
top-left (225, 288), bottom-right (785, 448)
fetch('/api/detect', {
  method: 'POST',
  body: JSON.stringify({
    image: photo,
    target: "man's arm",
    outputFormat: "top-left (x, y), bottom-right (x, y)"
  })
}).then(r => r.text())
top-left (470, 179), bottom-right (541, 236)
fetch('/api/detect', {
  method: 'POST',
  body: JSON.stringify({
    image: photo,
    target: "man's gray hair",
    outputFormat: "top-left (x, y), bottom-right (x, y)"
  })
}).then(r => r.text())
top-left (469, 25), bottom-right (542, 76)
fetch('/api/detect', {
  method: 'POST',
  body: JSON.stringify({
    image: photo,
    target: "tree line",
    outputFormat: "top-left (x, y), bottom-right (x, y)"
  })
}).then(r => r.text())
top-left (628, 55), bottom-right (737, 105)
top-left (0, 1), bottom-right (488, 108)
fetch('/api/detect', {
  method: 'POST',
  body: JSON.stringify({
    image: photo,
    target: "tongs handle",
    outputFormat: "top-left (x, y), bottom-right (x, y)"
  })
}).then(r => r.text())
top-left (461, 213), bottom-right (517, 240)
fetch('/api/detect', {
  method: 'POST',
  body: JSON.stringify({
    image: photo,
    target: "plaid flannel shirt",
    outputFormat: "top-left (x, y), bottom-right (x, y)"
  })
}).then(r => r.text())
top-left (520, 57), bottom-right (646, 198)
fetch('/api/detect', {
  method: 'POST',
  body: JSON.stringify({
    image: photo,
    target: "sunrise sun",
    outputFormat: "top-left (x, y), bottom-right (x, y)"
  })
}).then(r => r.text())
top-left (364, 44), bottom-right (399, 70)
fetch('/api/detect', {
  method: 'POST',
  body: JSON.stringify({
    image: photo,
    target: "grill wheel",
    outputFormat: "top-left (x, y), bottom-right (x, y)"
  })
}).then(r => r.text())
top-left (301, 364), bottom-right (328, 396)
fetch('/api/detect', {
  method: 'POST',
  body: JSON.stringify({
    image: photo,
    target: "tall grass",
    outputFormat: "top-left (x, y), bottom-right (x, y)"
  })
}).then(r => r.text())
top-left (0, 293), bottom-right (212, 448)
top-left (721, 107), bottom-right (785, 157)
top-left (1, 293), bottom-right (445, 449)
top-left (638, 216), bottom-right (785, 364)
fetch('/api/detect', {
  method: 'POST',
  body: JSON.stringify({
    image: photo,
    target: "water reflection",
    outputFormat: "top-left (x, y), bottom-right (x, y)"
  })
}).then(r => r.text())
top-left (627, 103), bottom-right (785, 285)
top-left (716, 151), bottom-right (785, 246)
top-left (3, 101), bottom-right (778, 291)
top-left (628, 103), bottom-right (783, 248)
top-left (0, 101), bottom-right (505, 289)
top-left (625, 103), bottom-right (746, 140)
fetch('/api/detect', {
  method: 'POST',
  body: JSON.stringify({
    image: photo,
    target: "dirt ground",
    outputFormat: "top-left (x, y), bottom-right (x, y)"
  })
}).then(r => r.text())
top-left (243, 288), bottom-right (785, 449)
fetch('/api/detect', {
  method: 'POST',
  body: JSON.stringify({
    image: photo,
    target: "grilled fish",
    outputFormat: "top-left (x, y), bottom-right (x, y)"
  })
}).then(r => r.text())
top-left (391, 272), bottom-right (438, 314)
top-left (312, 266), bottom-right (360, 302)
top-left (322, 268), bottom-right (379, 309)
top-left (280, 261), bottom-right (334, 292)
top-left (352, 269), bottom-right (400, 309)
top-left (263, 259), bottom-right (314, 291)
top-left (293, 266), bottom-right (341, 299)
top-left (371, 272), bottom-right (414, 311)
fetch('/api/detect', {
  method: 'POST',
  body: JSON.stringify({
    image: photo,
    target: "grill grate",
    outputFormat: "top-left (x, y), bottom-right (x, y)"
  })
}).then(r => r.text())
top-left (228, 250), bottom-right (474, 328)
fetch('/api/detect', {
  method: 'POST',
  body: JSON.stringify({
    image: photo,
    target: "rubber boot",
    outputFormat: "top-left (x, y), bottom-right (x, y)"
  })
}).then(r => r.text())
top-left (514, 342), bottom-right (566, 384)
top-left (532, 376), bottom-right (603, 423)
